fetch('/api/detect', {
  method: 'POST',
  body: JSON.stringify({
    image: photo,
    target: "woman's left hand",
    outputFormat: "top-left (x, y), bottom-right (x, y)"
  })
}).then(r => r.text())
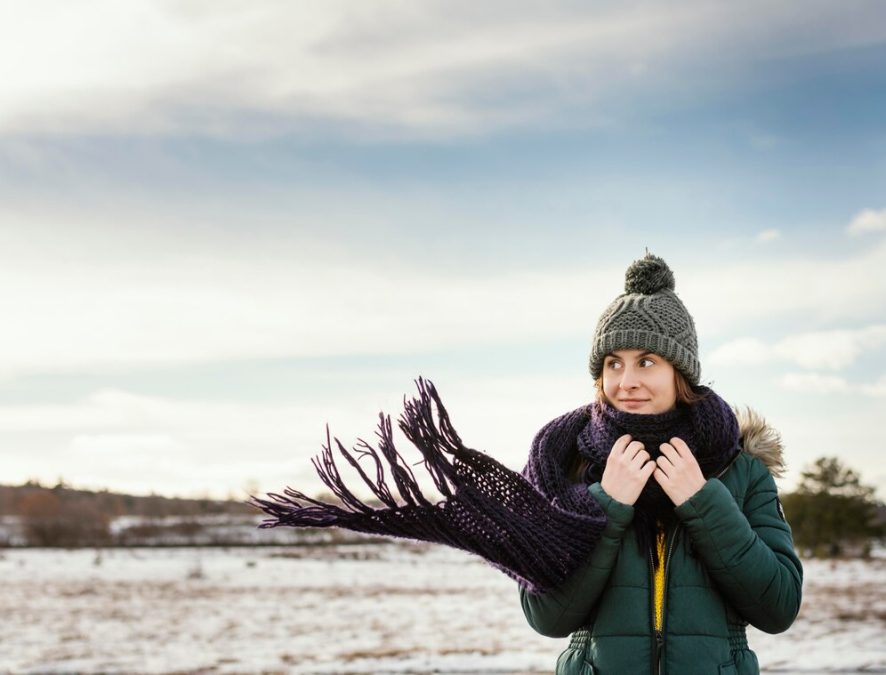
top-left (653, 437), bottom-right (707, 507)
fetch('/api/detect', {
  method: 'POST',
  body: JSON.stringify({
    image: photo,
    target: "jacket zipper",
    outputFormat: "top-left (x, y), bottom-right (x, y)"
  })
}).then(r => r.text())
top-left (651, 523), bottom-right (680, 675)
top-left (650, 447), bottom-right (741, 674)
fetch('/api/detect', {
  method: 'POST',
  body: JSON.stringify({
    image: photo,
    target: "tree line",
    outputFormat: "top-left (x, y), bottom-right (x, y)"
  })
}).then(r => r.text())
top-left (1, 459), bottom-right (883, 555)
top-left (0, 480), bottom-right (253, 547)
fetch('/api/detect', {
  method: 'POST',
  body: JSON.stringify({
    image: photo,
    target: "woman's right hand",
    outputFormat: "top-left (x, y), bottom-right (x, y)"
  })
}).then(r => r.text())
top-left (600, 434), bottom-right (655, 506)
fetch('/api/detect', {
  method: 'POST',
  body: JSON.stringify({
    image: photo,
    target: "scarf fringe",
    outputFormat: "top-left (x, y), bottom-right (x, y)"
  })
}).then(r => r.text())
top-left (249, 377), bottom-right (455, 526)
top-left (249, 377), bottom-right (606, 593)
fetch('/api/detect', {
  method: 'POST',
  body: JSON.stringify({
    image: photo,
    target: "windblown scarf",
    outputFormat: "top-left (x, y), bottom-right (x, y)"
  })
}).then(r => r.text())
top-left (251, 378), bottom-right (740, 593)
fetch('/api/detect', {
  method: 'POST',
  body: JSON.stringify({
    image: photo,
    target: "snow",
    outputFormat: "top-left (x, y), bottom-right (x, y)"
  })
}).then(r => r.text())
top-left (0, 545), bottom-right (882, 674)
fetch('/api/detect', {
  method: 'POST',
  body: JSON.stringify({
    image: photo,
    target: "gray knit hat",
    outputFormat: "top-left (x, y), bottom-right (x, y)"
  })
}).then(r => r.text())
top-left (588, 253), bottom-right (700, 385)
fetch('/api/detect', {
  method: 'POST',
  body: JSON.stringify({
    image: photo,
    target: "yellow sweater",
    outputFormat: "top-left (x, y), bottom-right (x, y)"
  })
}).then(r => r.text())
top-left (654, 528), bottom-right (666, 631)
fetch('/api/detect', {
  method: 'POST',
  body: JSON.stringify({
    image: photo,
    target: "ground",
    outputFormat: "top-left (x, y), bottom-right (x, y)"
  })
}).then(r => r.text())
top-left (0, 544), bottom-right (883, 674)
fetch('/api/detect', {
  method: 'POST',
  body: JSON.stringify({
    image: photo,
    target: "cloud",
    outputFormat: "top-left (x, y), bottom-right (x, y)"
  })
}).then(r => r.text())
top-left (755, 229), bottom-right (781, 243)
top-left (778, 372), bottom-right (849, 394)
top-left (862, 374), bottom-right (886, 396)
top-left (2, 200), bottom-right (886, 377)
top-left (0, 372), bottom-right (587, 497)
top-left (0, 387), bottom-right (324, 440)
top-left (778, 372), bottom-right (886, 396)
top-left (680, 237), bottom-right (886, 338)
top-left (847, 207), bottom-right (886, 235)
top-left (709, 326), bottom-right (886, 370)
top-left (706, 337), bottom-right (770, 366)
top-left (0, 249), bottom-right (615, 377)
top-left (1, 1), bottom-right (885, 139)
top-left (776, 327), bottom-right (886, 369)
top-left (0, 386), bottom-right (362, 496)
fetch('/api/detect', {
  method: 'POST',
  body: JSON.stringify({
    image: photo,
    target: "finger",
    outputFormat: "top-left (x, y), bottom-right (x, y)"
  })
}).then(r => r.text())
top-left (613, 434), bottom-right (633, 455)
top-left (640, 461), bottom-right (656, 481)
top-left (631, 449), bottom-right (651, 468)
top-left (656, 455), bottom-right (675, 471)
top-left (626, 440), bottom-right (646, 460)
top-left (658, 442), bottom-right (680, 463)
top-left (670, 438), bottom-right (701, 469)
top-left (653, 467), bottom-right (669, 485)
top-left (670, 437), bottom-right (692, 457)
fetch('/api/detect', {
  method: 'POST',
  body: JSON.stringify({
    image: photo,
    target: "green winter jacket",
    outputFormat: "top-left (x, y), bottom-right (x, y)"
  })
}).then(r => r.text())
top-left (519, 409), bottom-right (803, 675)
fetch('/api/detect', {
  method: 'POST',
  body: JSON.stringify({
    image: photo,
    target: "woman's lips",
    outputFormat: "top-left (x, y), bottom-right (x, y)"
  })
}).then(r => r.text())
top-left (619, 399), bottom-right (650, 408)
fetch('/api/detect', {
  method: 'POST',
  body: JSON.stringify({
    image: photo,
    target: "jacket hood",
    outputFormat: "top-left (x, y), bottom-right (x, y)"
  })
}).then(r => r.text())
top-left (734, 406), bottom-right (785, 478)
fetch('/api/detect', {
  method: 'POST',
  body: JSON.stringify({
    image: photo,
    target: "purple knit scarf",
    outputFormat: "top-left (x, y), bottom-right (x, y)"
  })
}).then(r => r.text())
top-left (250, 378), bottom-right (740, 593)
top-left (578, 388), bottom-right (741, 561)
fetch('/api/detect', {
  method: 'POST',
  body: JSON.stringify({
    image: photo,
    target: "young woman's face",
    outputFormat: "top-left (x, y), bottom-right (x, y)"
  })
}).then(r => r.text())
top-left (601, 349), bottom-right (678, 414)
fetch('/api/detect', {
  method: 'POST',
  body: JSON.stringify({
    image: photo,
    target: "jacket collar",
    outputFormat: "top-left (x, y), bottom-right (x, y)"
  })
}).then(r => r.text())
top-left (734, 406), bottom-right (785, 477)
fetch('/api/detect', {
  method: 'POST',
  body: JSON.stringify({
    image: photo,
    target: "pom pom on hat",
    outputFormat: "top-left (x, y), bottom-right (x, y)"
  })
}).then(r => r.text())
top-left (624, 253), bottom-right (675, 295)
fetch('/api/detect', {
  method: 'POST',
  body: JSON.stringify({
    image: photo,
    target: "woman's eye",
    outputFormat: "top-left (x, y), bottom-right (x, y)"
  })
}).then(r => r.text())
top-left (606, 361), bottom-right (622, 369)
top-left (640, 358), bottom-right (654, 367)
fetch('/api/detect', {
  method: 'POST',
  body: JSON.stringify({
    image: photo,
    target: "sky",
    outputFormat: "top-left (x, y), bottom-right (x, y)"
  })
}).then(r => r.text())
top-left (1, 1), bottom-right (885, 501)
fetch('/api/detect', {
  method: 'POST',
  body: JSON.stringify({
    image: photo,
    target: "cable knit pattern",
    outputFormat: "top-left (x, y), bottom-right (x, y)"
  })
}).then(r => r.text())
top-left (589, 255), bottom-right (700, 384)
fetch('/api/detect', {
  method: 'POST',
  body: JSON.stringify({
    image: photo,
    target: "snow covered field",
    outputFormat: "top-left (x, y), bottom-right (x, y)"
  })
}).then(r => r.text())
top-left (0, 544), bottom-right (882, 674)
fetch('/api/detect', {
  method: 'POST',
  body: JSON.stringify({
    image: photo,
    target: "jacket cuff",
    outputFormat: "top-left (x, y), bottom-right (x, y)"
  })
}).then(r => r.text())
top-left (673, 478), bottom-right (732, 524)
top-left (588, 482), bottom-right (634, 534)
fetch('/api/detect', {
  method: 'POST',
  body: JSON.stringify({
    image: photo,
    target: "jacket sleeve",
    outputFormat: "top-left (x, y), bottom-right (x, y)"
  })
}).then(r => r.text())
top-left (674, 460), bottom-right (803, 633)
top-left (518, 482), bottom-right (634, 638)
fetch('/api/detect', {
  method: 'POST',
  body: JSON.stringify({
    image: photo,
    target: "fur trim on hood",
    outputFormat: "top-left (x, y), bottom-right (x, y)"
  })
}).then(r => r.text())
top-left (734, 406), bottom-right (785, 478)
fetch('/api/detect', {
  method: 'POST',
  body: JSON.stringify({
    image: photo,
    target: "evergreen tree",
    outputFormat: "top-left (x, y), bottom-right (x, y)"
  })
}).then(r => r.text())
top-left (781, 457), bottom-right (883, 557)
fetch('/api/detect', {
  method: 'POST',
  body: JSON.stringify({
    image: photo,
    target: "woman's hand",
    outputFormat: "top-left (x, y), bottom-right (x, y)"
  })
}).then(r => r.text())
top-left (653, 437), bottom-right (707, 506)
top-left (600, 434), bottom-right (656, 506)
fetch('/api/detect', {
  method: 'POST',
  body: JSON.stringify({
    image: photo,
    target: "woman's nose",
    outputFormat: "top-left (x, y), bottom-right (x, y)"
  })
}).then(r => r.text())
top-left (619, 367), bottom-right (640, 389)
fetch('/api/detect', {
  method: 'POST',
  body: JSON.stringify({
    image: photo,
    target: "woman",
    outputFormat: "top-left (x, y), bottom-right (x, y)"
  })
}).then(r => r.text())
top-left (519, 254), bottom-right (803, 674)
top-left (252, 253), bottom-right (802, 675)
